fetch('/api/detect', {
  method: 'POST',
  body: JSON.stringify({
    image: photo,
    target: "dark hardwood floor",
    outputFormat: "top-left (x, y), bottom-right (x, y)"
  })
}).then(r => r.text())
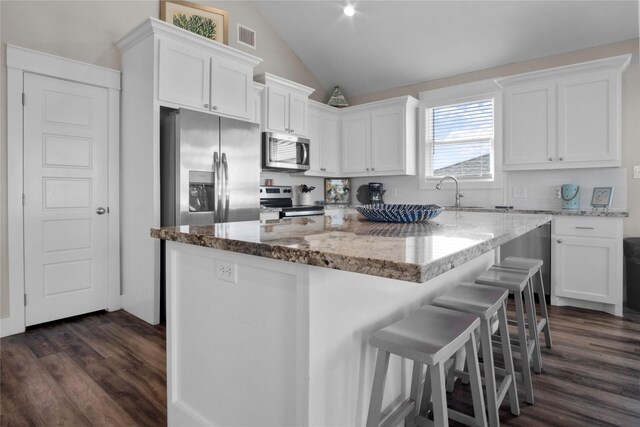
top-left (1, 305), bottom-right (639, 426)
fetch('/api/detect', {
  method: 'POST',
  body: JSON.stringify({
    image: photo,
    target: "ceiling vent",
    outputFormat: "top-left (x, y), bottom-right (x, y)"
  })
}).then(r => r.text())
top-left (237, 24), bottom-right (256, 49)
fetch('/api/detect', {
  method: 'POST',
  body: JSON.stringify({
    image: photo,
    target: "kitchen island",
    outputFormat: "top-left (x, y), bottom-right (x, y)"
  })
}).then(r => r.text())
top-left (152, 210), bottom-right (551, 427)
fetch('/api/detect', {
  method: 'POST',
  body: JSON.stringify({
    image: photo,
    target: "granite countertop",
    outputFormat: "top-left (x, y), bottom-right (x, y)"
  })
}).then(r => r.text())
top-left (151, 211), bottom-right (551, 283)
top-left (443, 206), bottom-right (628, 217)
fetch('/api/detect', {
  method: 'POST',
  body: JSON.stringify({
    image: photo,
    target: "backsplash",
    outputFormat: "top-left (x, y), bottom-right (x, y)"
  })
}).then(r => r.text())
top-left (351, 167), bottom-right (627, 211)
top-left (351, 176), bottom-right (504, 207)
top-left (505, 168), bottom-right (627, 210)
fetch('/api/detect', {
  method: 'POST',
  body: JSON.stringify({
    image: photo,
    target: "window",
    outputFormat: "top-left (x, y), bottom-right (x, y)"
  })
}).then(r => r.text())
top-left (425, 97), bottom-right (495, 180)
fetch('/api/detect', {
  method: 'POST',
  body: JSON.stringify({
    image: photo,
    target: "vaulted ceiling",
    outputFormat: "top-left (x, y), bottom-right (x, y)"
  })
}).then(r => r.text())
top-left (252, 0), bottom-right (639, 98)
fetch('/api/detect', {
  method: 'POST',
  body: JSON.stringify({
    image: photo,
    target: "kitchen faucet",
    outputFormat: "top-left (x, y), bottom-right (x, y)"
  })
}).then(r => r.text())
top-left (435, 175), bottom-right (463, 208)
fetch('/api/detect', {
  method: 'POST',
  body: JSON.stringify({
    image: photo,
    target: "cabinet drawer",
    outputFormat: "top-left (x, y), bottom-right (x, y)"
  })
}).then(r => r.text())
top-left (552, 216), bottom-right (621, 238)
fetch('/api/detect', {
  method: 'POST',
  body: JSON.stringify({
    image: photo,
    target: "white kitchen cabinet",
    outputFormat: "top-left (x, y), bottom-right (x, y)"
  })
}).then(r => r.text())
top-left (498, 55), bottom-right (629, 171)
top-left (551, 216), bottom-right (623, 316)
top-left (157, 33), bottom-right (258, 121)
top-left (256, 73), bottom-right (314, 137)
top-left (116, 18), bottom-right (262, 323)
top-left (306, 101), bottom-right (340, 176)
top-left (341, 96), bottom-right (418, 176)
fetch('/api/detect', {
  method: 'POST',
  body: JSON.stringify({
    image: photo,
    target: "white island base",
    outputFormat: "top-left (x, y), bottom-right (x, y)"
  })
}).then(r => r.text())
top-left (165, 240), bottom-right (496, 427)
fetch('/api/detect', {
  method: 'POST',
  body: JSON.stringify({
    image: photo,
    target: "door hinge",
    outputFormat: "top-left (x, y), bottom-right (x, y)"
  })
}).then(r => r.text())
top-left (24, 294), bottom-right (27, 306)
top-left (22, 193), bottom-right (25, 206)
top-left (107, 207), bottom-right (110, 214)
top-left (22, 93), bottom-right (25, 106)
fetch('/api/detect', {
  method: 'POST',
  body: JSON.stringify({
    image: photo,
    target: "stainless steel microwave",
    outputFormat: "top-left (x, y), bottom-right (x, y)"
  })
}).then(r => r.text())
top-left (262, 132), bottom-right (310, 172)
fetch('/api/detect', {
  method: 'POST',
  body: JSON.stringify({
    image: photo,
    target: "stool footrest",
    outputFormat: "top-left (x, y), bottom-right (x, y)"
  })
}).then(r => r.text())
top-left (380, 399), bottom-right (416, 427)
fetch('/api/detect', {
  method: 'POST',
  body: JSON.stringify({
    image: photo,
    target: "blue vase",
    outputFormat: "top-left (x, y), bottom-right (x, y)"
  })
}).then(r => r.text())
top-left (561, 184), bottom-right (580, 210)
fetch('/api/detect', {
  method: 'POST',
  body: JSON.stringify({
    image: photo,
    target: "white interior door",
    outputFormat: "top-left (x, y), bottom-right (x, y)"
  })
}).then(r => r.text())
top-left (23, 73), bottom-right (109, 326)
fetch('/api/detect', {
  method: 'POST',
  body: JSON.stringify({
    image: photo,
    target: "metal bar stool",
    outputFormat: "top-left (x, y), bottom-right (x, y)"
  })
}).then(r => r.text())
top-left (432, 283), bottom-right (520, 427)
top-left (366, 305), bottom-right (487, 427)
top-left (474, 268), bottom-right (541, 405)
top-left (493, 257), bottom-right (552, 349)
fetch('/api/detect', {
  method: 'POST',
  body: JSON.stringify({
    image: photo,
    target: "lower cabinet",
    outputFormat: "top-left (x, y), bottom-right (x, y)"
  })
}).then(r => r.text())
top-left (551, 216), bottom-right (623, 316)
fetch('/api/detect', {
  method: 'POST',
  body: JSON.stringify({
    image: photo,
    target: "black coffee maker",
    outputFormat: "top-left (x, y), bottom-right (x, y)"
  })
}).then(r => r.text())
top-left (368, 182), bottom-right (385, 204)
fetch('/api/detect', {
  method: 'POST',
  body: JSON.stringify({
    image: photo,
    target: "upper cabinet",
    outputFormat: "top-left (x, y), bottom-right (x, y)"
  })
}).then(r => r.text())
top-left (341, 96), bottom-right (419, 176)
top-left (256, 73), bottom-right (314, 137)
top-left (498, 55), bottom-right (630, 170)
top-left (307, 101), bottom-right (340, 176)
top-left (145, 20), bottom-right (262, 121)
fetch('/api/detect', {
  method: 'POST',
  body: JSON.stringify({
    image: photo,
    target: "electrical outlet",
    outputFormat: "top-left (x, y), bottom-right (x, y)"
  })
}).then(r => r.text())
top-left (512, 186), bottom-right (526, 198)
top-left (634, 165), bottom-right (640, 179)
top-left (555, 186), bottom-right (562, 198)
top-left (216, 261), bottom-right (237, 283)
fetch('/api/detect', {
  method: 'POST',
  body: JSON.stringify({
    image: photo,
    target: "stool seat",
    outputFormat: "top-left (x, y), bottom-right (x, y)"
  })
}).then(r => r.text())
top-left (476, 268), bottom-right (530, 292)
top-left (370, 305), bottom-right (480, 366)
top-left (493, 257), bottom-right (542, 278)
top-left (367, 305), bottom-right (487, 427)
top-left (433, 283), bottom-right (508, 320)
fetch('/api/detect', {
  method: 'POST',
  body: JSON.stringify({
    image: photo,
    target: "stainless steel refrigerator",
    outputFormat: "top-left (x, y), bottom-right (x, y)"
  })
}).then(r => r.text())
top-left (160, 108), bottom-right (260, 227)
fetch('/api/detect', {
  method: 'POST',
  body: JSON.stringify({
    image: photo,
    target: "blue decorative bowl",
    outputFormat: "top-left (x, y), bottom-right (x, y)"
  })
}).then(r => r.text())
top-left (356, 204), bottom-right (444, 223)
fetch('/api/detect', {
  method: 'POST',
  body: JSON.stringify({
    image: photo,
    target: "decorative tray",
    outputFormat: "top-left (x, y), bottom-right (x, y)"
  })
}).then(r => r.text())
top-left (355, 204), bottom-right (444, 223)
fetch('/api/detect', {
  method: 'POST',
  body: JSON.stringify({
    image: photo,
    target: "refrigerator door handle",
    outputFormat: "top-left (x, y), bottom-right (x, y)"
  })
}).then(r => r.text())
top-left (222, 152), bottom-right (230, 222)
top-left (213, 151), bottom-right (220, 223)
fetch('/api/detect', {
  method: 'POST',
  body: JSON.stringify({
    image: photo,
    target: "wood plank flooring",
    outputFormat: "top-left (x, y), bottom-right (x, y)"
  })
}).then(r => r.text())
top-left (1, 305), bottom-right (639, 426)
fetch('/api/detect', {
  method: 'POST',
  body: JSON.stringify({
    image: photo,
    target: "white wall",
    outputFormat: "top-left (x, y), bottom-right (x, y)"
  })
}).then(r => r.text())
top-left (0, 0), bottom-right (329, 319)
top-left (349, 39), bottom-right (640, 237)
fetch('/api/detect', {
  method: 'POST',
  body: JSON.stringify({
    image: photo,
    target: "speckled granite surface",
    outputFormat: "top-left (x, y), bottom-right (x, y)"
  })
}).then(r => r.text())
top-left (151, 211), bottom-right (551, 283)
top-left (443, 207), bottom-right (628, 217)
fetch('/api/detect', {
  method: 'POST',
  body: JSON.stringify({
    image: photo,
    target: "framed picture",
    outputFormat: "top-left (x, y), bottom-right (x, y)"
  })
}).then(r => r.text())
top-left (591, 187), bottom-right (614, 208)
top-left (160, 1), bottom-right (228, 44)
top-left (325, 178), bottom-right (351, 205)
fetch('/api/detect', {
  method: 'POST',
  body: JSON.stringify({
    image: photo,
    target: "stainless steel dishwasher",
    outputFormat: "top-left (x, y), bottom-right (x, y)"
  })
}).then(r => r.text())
top-left (500, 222), bottom-right (552, 295)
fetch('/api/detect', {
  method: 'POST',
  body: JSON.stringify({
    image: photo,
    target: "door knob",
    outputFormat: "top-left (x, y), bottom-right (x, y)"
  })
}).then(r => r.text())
top-left (96, 207), bottom-right (106, 215)
top-left (557, 239), bottom-right (563, 244)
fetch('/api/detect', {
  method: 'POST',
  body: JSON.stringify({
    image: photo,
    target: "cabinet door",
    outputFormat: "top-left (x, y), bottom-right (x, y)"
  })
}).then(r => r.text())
top-left (558, 71), bottom-right (618, 164)
top-left (266, 86), bottom-right (289, 133)
top-left (322, 115), bottom-right (340, 175)
top-left (342, 113), bottom-right (370, 174)
top-left (210, 56), bottom-right (252, 120)
top-left (158, 39), bottom-right (210, 110)
top-left (306, 109), bottom-right (323, 175)
top-left (288, 92), bottom-right (308, 137)
top-left (552, 236), bottom-right (620, 304)
top-left (370, 106), bottom-right (404, 173)
top-left (503, 82), bottom-right (556, 167)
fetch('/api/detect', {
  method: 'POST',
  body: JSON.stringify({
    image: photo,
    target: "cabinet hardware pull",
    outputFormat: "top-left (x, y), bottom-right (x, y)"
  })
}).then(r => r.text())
top-left (366, 168), bottom-right (370, 171)
top-left (557, 239), bottom-right (563, 244)
top-left (204, 104), bottom-right (209, 108)
top-left (559, 157), bottom-right (564, 161)
top-left (290, 129), bottom-right (295, 133)
top-left (548, 157), bottom-right (553, 161)
top-left (212, 106), bottom-right (218, 110)
top-left (371, 168), bottom-right (375, 171)
top-left (575, 226), bottom-right (595, 230)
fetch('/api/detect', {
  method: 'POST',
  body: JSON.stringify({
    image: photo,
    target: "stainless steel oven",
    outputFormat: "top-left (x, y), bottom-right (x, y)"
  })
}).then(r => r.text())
top-left (262, 132), bottom-right (310, 172)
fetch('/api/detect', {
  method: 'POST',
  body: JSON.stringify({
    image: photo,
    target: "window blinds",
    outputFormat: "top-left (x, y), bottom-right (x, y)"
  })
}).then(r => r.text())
top-left (427, 99), bottom-right (493, 178)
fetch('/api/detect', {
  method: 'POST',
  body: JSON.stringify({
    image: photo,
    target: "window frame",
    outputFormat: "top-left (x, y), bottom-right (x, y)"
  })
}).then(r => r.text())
top-left (418, 79), bottom-right (503, 190)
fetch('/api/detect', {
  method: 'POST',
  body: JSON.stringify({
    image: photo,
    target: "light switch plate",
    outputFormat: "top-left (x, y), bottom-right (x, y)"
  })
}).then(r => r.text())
top-left (634, 165), bottom-right (640, 179)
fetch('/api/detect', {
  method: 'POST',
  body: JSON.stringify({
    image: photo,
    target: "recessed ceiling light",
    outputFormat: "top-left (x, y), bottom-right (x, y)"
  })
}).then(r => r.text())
top-left (344, 5), bottom-right (355, 17)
